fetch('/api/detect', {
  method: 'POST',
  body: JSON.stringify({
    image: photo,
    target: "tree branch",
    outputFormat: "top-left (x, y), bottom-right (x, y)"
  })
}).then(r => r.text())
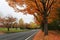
top-left (48, 0), bottom-right (55, 11)
top-left (33, 13), bottom-right (40, 22)
top-left (47, 8), bottom-right (51, 16)
top-left (34, 0), bottom-right (43, 15)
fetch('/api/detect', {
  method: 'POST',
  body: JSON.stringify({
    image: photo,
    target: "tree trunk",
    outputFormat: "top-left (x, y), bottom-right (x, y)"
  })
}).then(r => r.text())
top-left (8, 28), bottom-right (9, 31)
top-left (41, 21), bottom-right (44, 32)
top-left (43, 16), bottom-right (48, 36)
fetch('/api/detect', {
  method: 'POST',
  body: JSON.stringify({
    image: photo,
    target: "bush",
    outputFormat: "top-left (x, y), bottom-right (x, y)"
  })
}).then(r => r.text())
top-left (48, 20), bottom-right (60, 30)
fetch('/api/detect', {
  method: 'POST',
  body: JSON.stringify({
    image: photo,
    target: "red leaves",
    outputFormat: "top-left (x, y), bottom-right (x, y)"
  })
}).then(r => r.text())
top-left (33, 30), bottom-right (60, 40)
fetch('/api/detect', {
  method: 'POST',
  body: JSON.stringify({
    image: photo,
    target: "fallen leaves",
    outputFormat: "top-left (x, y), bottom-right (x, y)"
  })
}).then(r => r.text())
top-left (33, 30), bottom-right (60, 40)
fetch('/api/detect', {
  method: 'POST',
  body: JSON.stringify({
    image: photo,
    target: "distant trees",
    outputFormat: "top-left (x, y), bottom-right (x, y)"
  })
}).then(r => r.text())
top-left (18, 18), bottom-right (39, 29)
top-left (24, 23), bottom-right (30, 29)
top-left (0, 16), bottom-right (16, 31)
top-left (13, 22), bottom-right (18, 29)
top-left (0, 17), bottom-right (4, 27)
top-left (19, 18), bottom-right (25, 29)
top-left (0, 16), bottom-right (40, 30)
top-left (5, 17), bottom-right (16, 31)
top-left (0, 17), bottom-right (6, 28)
top-left (29, 22), bottom-right (39, 29)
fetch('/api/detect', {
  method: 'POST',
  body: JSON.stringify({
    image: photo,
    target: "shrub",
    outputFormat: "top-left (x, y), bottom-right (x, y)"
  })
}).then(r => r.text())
top-left (48, 20), bottom-right (60, 30)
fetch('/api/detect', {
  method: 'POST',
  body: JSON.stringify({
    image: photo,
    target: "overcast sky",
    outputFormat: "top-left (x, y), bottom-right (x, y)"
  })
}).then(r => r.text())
top-left (0, 0), bottom-right (34, 23)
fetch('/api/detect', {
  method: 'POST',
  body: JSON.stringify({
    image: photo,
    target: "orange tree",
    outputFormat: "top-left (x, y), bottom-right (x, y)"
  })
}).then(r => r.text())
top-left (6, 0), bottom-right (59, 36)
top-left (4, 17), bottom-right (16, 31)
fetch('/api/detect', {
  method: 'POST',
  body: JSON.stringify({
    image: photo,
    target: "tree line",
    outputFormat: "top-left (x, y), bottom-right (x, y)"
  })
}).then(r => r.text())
top-left (0, 16), bottom-right (40, 31)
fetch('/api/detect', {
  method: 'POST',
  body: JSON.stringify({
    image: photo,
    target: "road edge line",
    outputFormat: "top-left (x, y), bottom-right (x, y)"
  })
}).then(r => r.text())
top-left (25, 31), bottom-right (37, 40)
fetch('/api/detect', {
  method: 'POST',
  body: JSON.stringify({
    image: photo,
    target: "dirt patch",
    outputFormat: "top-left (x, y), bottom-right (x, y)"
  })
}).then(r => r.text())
top-left (33, 30), bottom-right (60, 40)
top-left (0, 32), bottom-right (5, 35)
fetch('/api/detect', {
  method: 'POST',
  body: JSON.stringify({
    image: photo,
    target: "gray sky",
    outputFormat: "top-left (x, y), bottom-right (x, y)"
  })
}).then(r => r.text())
top-left (0, 0), bottom-right (34, 23)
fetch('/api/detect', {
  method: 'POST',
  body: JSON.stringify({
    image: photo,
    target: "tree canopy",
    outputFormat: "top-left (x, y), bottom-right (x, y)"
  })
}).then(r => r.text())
top-left (6, 0), bottom-right (59, 24)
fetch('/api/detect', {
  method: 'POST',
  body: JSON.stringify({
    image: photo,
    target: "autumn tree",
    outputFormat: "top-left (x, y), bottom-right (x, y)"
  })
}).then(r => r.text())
top-left (24, 23), bottom-right (30, 29)
top-left (19, 18), bottom-right (25, 29)
top-left (0, 17), bottom-right (7, 28)
top-left (29, 22), bottom-right (39, 29)
top-left (0, 17), bottom-right (4, 27)
top-left (13, 22), bottom-right (18, 29)
top-left (6, 0), bottom-right (58, 36)
top-left (1, 16), bottom-right (16, 31)
top-left (6, 17), bottom-right (16, 31)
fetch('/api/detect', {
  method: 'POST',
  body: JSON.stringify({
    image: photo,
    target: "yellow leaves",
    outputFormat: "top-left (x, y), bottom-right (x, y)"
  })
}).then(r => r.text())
top-left (29, 22), bottom-right (38, 28)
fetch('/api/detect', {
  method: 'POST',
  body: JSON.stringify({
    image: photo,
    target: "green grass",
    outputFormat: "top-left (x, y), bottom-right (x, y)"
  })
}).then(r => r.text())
top-left (0, 28), bottom-right (26, 34)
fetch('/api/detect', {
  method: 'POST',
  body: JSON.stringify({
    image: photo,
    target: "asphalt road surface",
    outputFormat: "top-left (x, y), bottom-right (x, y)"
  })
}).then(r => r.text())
top-left (0, 29), bottom-right (39, 40)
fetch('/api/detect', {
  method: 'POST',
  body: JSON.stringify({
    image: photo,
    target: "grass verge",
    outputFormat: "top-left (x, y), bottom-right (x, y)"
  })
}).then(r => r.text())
top-left (0, 28), bottom-right (28, 34)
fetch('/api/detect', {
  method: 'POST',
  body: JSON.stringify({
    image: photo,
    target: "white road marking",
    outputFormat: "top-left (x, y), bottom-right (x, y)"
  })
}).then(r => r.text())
top-left (25, 31), bottom-right (36, 40)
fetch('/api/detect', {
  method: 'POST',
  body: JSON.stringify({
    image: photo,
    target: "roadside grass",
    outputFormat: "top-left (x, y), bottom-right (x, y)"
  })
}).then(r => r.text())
top-left (0, 28), bottom-right (27, 34)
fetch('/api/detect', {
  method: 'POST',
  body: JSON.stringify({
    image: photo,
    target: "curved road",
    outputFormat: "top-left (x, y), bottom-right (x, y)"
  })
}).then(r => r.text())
top-left (0, 29), bottom-right (39, 40)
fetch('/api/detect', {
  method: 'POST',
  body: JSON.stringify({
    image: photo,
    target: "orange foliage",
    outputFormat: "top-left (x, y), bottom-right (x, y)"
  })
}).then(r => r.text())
top-left (6, 0), bottom-right (60, 24)
top-left (33, 30), bottom-right (60, 40)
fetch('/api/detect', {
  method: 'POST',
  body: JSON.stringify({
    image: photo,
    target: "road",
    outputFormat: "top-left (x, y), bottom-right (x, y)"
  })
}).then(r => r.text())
top-left (0, 29), bottom-right (39, 40)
